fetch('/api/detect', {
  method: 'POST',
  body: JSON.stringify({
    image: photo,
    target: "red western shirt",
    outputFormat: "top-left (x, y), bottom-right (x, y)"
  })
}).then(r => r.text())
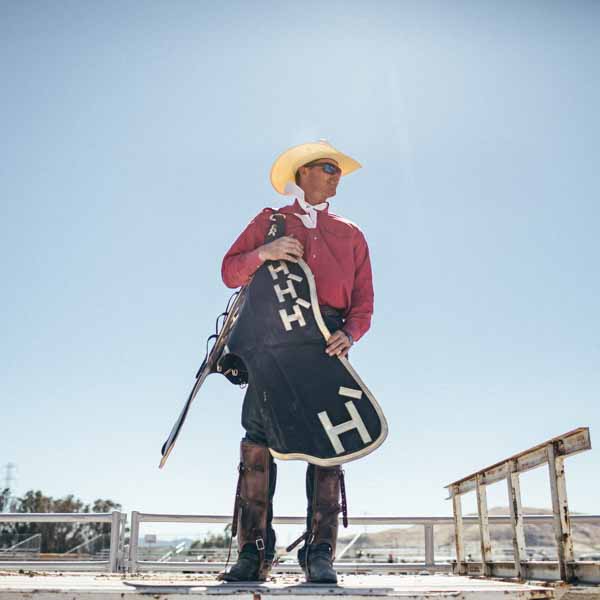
top-left (221, 200), bottom-right (374, 342)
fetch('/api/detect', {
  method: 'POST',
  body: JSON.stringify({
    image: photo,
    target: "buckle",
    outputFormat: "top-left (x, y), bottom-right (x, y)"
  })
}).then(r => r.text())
top-left (256, 537), bottom-right (265, 551)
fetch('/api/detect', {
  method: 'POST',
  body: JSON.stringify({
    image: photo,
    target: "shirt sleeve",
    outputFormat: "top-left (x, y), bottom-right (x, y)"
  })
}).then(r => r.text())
top-left (343, 229), bottom-right (374, 342)
top-left (221, 211), bottom-right (270, 288)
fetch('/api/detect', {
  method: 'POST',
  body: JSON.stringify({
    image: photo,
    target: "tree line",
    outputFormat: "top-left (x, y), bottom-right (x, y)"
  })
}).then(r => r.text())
top-left (0, 488), bottom-right (121, 554)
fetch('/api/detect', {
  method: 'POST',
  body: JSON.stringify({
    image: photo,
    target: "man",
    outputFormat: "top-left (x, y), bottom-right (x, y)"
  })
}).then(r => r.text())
top-left (219, 141), bottom-right (374, 583)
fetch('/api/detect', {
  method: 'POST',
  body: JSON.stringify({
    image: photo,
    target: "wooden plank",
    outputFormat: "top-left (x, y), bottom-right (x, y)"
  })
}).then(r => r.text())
top-left (547, 442), bottom-right (575, 581)
top-left (506, 462), bottom-right (527, 579)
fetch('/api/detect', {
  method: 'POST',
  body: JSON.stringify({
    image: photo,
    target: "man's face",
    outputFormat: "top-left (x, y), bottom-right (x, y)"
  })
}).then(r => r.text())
top-left (298, 158), bottom-right (342, 201)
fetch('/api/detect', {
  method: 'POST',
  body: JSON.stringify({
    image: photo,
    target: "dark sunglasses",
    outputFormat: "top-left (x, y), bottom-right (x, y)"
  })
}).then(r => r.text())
top-left (306, 162), bottom-right (341, 175)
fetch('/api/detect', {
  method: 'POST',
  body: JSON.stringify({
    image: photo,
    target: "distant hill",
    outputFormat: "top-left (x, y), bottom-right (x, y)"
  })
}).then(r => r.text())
top-left (339, 507), bottom-right (600, 558)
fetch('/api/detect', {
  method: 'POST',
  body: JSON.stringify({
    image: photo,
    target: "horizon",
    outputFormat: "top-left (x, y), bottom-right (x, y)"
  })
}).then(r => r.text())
top-left (1, 1), bottom-right (598, 524)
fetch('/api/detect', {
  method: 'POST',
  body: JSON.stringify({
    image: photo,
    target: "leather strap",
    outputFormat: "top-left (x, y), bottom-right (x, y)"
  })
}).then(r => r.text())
top-left (286, 530), bottom-right (310, 553)
top-left (287, 467), bottom-right (349, 554)
top-left (231, 461), bottom-right (244, 538)
top-left (264, 212), bottom-right (286, 243)
top-left (340, 469), bottom-right (348, 528)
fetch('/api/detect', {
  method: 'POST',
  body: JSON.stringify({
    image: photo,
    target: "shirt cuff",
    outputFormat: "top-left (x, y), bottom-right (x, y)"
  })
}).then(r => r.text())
top-left (343, 321), bottom-right (361, 343)
top-left (240, 247), bottom-right (264, 280)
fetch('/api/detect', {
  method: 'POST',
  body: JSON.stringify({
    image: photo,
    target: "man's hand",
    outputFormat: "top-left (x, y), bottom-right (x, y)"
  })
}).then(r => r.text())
top-left (326, 330), bottom-right (353, 358)
top-left (258, 236), bottom-right (304, 262)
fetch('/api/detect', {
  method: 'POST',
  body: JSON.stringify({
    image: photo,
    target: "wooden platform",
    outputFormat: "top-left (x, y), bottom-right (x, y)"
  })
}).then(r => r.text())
top-left (0, 572), bottom-right (559, 600)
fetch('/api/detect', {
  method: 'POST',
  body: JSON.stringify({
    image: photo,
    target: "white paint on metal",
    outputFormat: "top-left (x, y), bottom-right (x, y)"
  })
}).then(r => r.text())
top-left (547, 442), bottom-right (575, 581)
top-left (475, 475), bottom-right (492, 576)
top-left (128, 510), bottom-right (140, 574)
top-left (0, 512), bottom-right (114, 523)
top-left (451, 487), bottom-right (466, 575)
top-left (424, 524), bottom-right (435, 567)
top-left (506, 461), bottom-right (527, 579)
top-left (446, 428), bottom-right (591, 496)
top-left (336, 531), bottom-right (363, 560)
top-left (445, 428), bottom-right (593, 583)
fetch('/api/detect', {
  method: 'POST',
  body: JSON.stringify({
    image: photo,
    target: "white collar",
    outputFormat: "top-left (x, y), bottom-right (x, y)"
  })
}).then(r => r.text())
top-left (284, 182), bottom-right (329, 229)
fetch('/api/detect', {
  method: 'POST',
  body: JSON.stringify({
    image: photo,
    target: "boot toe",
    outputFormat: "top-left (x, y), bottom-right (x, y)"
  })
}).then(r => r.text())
top-left (304, 545), bottom-right (338, 584)
top-left (219, 552), bottom-right (264, 582)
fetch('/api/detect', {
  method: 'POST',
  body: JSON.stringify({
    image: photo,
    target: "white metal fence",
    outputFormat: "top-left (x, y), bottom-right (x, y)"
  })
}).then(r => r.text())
top-left (446, 427), bottom-right (598, 583)
top-left (0, 511), bottom-right (125, 573)
top-left (1, 428), bottom-right (598, 582)
top-left (125, 511), bottom-right (600, 581)
top-left (2, 510), bottom-right (599, 581)
top-left (127, 512), bottom-right (456, 574)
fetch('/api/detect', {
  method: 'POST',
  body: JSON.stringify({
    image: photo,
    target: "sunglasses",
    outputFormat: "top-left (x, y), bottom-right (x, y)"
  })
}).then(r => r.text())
top-left (306, 162), bottom-right (342, 175)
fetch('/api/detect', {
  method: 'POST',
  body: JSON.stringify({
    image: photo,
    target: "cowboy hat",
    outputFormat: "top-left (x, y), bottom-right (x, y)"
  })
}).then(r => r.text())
top-left (270, 140), bottom-right (362, 195)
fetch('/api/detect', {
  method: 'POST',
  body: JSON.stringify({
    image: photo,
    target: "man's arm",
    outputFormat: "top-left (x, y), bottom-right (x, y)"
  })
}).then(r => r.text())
top-left (221, 211), bottom-right (304, 288)
top-left (221, 214), bottom-right (266, 289)
top-left (343, 229), bottom-right (374, 343)
top-left (325, 228), bottom-right (374, 358)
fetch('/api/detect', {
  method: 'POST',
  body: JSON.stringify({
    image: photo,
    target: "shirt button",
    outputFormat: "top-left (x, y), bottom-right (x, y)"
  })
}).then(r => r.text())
top-left (312, 254), bottom-right (316, 259)
top-left (314, 236), bottom-right (318, 240)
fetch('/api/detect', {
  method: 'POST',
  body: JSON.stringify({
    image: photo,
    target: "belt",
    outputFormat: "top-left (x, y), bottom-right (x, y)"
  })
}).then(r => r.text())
top-left (319, 305), bottom-right (344, 318)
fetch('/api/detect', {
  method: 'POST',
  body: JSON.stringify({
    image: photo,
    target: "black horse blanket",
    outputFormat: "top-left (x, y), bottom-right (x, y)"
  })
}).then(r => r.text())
top-left (223, 259), bottom-right (387, 466)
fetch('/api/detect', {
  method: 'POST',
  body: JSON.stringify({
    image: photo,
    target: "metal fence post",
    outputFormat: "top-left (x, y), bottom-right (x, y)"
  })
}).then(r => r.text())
top-left (118, 513), bottom-right (127, 572)
top-left (547, 441), bottom-right (575, 582)
top-left (128, 511), bottom-right (140, 574)
top-left (424, 524), bottom-right (435, 567)
top-left (506, 460), bottom-right (527, 579)
top-left (476, 475), bottom-right (492, 576)
top-left (109, 511), bottom-right (121, 573)
top-left (451, 486), bottom-right (466, 575)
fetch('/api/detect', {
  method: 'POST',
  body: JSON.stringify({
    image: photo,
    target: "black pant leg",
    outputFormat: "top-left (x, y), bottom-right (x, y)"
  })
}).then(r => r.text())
top-left (241, 382), bottom-right (269, 446)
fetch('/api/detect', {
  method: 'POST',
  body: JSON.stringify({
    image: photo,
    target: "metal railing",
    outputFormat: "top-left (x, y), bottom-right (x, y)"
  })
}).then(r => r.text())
top-left (127, 511), bottom-right (456, 574)
top-left (446, 427), bottom-right (599, 583)
top-left (1, 533), bottom-right (41, 556)
top-left (1, 509), bottom-right (599, 579)
top-left (1, 428), bottom-right (597, 581)
top-left (0, 511), bottom-right (126, 572)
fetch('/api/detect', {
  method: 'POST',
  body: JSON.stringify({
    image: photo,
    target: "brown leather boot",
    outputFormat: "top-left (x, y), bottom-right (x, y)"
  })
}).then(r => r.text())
top-left (219, 440), bottom-right (275, 582)
top-left (301, 466), bottom-right (346, 584)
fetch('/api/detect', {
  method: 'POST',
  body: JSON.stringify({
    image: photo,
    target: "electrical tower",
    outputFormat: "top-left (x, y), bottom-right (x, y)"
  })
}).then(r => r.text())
top-left (1, 462), bottom-right (17, 512)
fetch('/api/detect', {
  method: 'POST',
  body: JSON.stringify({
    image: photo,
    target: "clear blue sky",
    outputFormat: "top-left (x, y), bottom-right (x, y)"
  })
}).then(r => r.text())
top-left (1, 0), bottom-right (599, 533)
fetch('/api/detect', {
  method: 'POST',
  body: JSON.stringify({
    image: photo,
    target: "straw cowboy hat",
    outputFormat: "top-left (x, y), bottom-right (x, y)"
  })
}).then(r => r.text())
top-left (270, 140), bottom-right (362, 195)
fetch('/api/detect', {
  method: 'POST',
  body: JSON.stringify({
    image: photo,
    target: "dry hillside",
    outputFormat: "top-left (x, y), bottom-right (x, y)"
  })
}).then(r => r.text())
top-left (339, 507), bottom-right (600, 557)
